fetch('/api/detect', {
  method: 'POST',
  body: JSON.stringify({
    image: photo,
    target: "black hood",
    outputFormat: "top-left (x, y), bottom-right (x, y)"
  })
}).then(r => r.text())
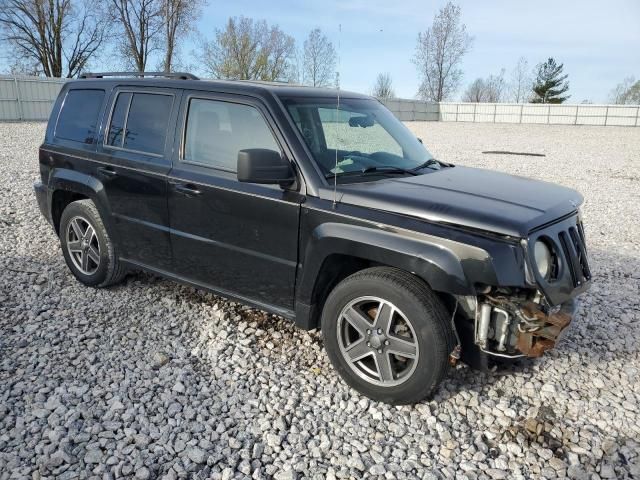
top-left (327, 166), bottom-right (583, 237)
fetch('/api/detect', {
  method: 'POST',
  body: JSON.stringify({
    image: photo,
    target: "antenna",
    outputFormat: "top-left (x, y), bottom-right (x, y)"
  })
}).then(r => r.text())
top-left (332, 24), bottom-right (342, 209)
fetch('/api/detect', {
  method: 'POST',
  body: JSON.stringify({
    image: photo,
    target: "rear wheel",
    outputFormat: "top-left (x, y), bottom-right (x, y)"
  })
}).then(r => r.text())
top-left (321, 267), bottom-right (454, 404)
top-left (59, 199), bottom-right (126, 287)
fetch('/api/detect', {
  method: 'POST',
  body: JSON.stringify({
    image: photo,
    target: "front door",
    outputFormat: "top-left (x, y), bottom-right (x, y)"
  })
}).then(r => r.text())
top-left (168, 92), bottom-right (302, 313)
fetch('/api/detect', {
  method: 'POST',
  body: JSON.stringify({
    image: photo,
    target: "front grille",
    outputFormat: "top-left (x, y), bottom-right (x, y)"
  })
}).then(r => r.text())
top-left (557, 221), bottom-right (591, 287)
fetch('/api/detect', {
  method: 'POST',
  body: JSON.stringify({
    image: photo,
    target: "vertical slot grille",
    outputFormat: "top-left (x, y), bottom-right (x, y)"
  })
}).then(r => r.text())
top-left (557, 223), bottom-right (591, 288)
top-left (558, 231), bottom-right (577, 286)
top-left (569, 226), bottom-right (591, 282)
top-left (577, 220), bottom-right (587, 250)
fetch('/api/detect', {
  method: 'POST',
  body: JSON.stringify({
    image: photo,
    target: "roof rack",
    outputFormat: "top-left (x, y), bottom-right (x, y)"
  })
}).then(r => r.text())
top-left (79, 71), bottom-right (199, 80)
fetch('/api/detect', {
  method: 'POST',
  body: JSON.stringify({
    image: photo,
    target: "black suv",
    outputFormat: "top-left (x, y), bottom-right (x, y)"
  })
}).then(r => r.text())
top-left (34, 72), bottom-right (591, 404)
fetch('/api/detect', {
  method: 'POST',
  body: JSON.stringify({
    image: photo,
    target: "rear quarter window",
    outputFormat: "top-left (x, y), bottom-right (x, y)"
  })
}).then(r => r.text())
top-left (55, 89), bottom-right (105, 144)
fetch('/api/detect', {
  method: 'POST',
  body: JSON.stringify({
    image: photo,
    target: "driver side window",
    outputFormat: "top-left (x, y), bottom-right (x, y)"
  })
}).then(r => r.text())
top-left (183, 98), bottom-right (280, 171)
top-left (317, 107), bottom-right (403, 157)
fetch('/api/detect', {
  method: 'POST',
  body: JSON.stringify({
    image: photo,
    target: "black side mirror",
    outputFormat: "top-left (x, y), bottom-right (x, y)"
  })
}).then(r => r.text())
top-left (417, 137), bottom-right (423, 144)
top-left (237, 149), bottom-right (294, 186)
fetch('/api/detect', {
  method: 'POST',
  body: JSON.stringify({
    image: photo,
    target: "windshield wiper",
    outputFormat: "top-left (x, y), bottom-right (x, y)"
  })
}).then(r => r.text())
top-left (361, 166), bottom-right (419, 176)
top-left (410, 158), bottom-right (443, 171)
top-left (325, 166), bottom-right (419, 180)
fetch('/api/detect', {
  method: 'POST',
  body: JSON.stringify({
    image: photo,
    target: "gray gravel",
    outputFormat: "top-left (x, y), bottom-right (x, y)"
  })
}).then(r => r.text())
top-left (1, 121), bottom-right (639, 479)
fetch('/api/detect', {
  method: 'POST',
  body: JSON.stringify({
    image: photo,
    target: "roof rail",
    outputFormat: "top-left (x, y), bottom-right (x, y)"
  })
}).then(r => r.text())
top-left (79, 71), bottom-right (199, 80)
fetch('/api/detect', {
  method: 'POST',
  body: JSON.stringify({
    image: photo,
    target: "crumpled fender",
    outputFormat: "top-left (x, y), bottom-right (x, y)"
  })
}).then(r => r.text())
top-left (297, 222), bottom-right (497, 304)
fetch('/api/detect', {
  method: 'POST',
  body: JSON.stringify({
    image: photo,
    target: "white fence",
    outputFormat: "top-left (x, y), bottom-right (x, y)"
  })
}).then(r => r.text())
top-left (0, 75), bottom-right (67, 121)
top-left (0, 75), bottom-right (638, 126)
top-left (382, 98), bottom-right (640, 126)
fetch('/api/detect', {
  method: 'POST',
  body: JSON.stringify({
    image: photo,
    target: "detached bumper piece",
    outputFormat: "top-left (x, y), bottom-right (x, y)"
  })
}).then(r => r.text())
top-left (474, 297), bottom-right (576, 359)
top-left (516, 300), bottom-right (575, 357)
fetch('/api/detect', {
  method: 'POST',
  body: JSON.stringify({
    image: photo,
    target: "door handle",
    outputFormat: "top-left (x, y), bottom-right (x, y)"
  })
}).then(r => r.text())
top-left (173, 183), bottom-right (202, 196)
top-left (97, 166), bottom-right (117, 177)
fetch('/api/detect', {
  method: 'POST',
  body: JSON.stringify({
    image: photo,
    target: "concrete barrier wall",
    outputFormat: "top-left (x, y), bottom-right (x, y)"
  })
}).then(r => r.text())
top-left (0, 76), bottom-right (67, 121)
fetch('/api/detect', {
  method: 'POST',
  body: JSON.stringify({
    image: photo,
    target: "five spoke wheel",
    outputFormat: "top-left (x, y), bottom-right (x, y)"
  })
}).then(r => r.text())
top-left (66, 216), bottom-right (101, 275)
top-left (337, 296), bottom-right (419, 387)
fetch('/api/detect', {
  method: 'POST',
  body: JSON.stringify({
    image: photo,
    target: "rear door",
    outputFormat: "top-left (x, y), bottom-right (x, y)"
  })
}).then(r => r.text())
top-left (95, 86), bottom-right (181, 270)
top-left (167, 91), bottom-right (302, 313)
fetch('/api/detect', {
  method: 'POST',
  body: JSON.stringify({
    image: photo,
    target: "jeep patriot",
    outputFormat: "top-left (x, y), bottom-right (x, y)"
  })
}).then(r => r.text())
top-left (33, 72), bottom-right (591, 404)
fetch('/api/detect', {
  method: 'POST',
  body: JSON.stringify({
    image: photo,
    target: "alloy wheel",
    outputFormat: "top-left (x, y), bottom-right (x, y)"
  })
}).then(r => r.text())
top-left (337, 296), bottom-right (419, 387)
top-left (66, 216), bottom-right (101, 275)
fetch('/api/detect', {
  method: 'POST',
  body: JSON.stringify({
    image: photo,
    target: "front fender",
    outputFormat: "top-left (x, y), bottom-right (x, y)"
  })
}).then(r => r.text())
top-left (297, 222), bottom-right (495, 304)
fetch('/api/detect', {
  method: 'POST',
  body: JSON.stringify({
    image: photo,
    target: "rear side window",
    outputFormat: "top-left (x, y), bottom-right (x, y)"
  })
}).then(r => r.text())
top-left (106, 92), bottom-right (173, 156)
top-left (183, 98), bottom-right (280, 171)
top-left (106, 92), bottom-right (131, 147)
top-left (55, 89), bottom-right (105, 144)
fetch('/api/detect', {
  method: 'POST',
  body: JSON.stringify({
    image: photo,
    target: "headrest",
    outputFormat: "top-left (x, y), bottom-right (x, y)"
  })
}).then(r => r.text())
top-left (200, 110), bottom-right (220, 132)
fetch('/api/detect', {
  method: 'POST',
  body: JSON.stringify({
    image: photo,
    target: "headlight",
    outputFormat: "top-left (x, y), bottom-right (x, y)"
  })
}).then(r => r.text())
top-left (534, 240), bottom-right (552, 279)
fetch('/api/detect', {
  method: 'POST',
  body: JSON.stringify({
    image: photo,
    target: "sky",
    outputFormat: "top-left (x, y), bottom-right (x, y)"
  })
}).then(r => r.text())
top-left (187, 0), bottom-right (640, 103)
top-left (1, 0), bottom-right (637, 102)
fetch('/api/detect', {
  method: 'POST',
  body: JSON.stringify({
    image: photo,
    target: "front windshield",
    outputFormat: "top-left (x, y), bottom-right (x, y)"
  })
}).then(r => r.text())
top-left (281, 96), bottom-right (436, 181)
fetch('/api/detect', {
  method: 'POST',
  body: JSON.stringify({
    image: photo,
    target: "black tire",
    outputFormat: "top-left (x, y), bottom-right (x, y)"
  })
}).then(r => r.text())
top-left (59, 199), bottom-right (126, 287)
top-left (321, 267), bottom-right (454, 405)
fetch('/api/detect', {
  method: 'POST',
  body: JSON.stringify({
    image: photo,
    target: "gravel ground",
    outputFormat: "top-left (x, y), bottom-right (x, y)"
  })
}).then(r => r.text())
top-left (1, 121), bottom-right (639, 480)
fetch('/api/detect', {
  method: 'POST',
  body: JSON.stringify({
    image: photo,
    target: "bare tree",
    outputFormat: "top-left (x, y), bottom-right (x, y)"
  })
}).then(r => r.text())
top-left (484, 69), bottom-right (506, 102)
top-left (372, 73), bottom-right (395, 100)
top-left (412, 1), bottom-right (472, 101)
top-left (109, 0), bottom-right (164, 72)
top-left (462, 70), bottom-right (505, 102)
top-left (301, 28), bottom-right (336, 87)
top-left (462, 78), bottom-right (486, 102)
top-left (7, 56), bottom-right (41, 75)
top-left (508, 57), bottom-right (532, 102)
top-left (609, 76), bottom-right (640, 105)
top-left (159, 0), bottom-right (204, 72)
top-left (201, 17), bottom-right (296, 81)
top-left (0, 0), bottom-right (107, 77)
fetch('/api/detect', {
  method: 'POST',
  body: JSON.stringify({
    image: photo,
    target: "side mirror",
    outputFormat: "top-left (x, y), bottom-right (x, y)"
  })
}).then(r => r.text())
top-left (417, 137), bottom-right (423, 144)
top-left (237, 149), bottom-right (294, 186)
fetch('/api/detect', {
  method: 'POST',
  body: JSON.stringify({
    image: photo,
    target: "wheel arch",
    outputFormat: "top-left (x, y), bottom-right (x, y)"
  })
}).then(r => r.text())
top-left (295, 222), bottom-right (489, 330)
top-left (48, 169), bottom-right (116, 239)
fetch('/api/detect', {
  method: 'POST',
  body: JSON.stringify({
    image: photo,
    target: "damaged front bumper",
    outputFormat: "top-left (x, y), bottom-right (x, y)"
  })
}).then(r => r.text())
top-left (515, 299), bottom-right (576, 357)
top-left (469, 294), bottom-right (578, 360)
top-left (453, 294), bottom-right (579, 370)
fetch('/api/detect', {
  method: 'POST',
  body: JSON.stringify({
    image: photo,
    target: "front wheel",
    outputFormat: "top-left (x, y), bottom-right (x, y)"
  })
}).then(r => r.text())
top-left (321, 267), bottom-right (454, 404)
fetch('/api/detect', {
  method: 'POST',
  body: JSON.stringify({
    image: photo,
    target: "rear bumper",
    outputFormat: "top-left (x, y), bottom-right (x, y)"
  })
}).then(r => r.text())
top-left (34, 181), bottom-right (52, 225)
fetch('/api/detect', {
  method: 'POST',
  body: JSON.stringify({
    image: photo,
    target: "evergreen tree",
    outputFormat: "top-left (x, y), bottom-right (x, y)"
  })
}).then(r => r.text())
top-left (531, 58), bottom-right (570, 103)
